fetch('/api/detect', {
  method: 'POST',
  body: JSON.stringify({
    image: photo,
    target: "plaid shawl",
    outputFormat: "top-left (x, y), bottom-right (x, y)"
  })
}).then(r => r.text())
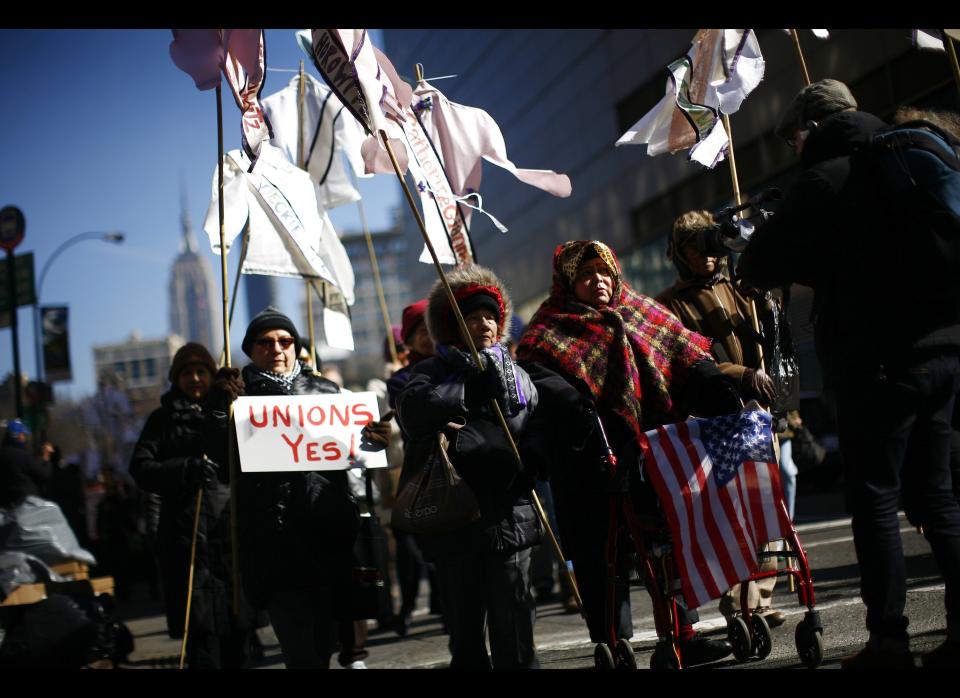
top-left (517, 241), bottom-right (712, 442)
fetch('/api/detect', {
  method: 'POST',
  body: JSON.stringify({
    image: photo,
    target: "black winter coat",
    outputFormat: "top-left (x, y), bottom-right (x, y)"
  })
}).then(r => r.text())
top-left (738, 110), bottom-right (960, 385)
top-left (207, 363), bottom-right (361, 609)
top-left (395, 352), bottom-right (545, 560)
top-left (129, 389), bottom-right (257, 638)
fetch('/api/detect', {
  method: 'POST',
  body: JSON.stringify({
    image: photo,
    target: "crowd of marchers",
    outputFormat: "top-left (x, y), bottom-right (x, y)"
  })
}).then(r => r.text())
top-left (2, 78), bottom-right (959, 670)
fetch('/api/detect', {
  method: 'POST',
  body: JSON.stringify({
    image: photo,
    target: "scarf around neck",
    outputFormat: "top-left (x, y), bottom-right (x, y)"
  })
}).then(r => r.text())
top-left (247, 360), bottom-right (303, 393)
top-left (517, 240), bottom-right (712, 442)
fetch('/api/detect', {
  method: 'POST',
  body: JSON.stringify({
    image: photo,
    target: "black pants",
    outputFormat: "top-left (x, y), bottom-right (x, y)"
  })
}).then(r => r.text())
top-left (838, 352), bottom-right (960, 644)
top-left (395, 529), bottom-right (440, 616)
top-left (435, 547), bottom-right (538, 669)
top-left (266, 587), bottom-right (336, 669)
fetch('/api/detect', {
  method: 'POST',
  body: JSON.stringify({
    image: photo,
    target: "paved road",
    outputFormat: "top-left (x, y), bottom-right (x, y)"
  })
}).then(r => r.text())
top-left (119, 489), bottom-right (950, 670)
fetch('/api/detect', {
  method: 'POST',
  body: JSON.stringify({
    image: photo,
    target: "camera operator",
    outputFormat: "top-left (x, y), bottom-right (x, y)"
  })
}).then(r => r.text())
top-left (719, 79), bottom-right (960, 669)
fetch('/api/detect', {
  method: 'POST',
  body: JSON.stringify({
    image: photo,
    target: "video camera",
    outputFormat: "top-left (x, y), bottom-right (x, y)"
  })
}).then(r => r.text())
top-left (694, 187), bottom-right (782, 256)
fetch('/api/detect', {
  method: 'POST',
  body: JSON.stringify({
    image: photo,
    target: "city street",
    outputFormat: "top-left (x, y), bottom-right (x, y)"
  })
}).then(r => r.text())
top-left (119, 489), bottom-right (951, 670)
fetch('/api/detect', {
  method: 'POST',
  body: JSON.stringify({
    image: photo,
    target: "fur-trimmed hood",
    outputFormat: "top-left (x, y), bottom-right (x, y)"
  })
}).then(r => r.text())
top-left (426, 265), bottom-right (514, 347)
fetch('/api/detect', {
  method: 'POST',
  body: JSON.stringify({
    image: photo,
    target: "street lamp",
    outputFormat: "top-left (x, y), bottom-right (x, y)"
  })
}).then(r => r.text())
top-left (34, 231), bottom-right (125, 383)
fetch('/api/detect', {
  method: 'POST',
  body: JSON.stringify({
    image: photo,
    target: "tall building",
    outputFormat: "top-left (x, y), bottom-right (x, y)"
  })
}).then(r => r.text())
top-left (169, 191), bottom-right (217, 354)
top-left (384, 28), bottom-right (957, 399)
top-left (92, 331), bottom-right (183, 421)
top-left (245, 274), bottom-right (280, 327)
top-left (304, 209), bottom-right (410, 384)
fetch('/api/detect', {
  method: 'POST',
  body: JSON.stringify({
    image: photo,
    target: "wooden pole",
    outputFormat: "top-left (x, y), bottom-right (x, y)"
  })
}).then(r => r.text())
top-left (296, 60), bottom-right (318, 368)
top-left (378, 129), bottom-right (584, 615)
top-left (353, 172), bottom-right (398, 366)
top-left (215, 85), bottom-right (241, 615)
top-left (790, 30), bottom-right (813, 87)
top-left (178, 487), bottom-right (204, 669)
top-left (944, 32), bottom-right (960, 101)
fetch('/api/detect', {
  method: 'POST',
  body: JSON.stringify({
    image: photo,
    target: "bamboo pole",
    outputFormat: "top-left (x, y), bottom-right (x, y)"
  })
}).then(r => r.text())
top-left (354, 173), bottom-right (398, 366)
top-left (215, 85), bottom-right (241, 615)
top-left (944, 32), bottom-right (960, 101)
top-left (790, 30), bottom-right (812, 87)
top-left (296, 59), bottom-right (318, 368)
top-left (724, 112), bottom-right (788, 588)
top-left (178, 487), bottom-right (204, 670)
top-left (377, 129), bottom-right (584, 615)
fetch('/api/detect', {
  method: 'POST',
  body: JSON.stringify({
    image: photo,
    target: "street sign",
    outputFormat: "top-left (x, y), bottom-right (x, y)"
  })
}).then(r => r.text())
top-left (0, 206), bottom-right (26, 252)
top-left (0, 252), bottom-right (36, 327)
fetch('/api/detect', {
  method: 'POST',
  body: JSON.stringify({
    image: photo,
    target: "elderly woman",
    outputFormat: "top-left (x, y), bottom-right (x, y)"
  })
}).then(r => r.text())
top-left (207, 306), bottom-right (389, 669)
top-left (396, 265), bottom-right (549, 670)
top-left (130, 342), bottom-right (259, 668)
top-left (517, 240), bottom-right (741, 666)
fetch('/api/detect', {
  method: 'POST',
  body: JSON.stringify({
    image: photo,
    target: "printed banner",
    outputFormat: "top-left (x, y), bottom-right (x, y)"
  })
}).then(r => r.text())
top-left (234, 392), bottom-right (387, 472)
top-left (400, 115), bottom-right (473, 265)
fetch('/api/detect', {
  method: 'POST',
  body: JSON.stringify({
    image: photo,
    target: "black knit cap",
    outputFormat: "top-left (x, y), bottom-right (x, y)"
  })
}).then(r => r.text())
top-left (242, 306), bottom-right (301, 357)
top-left (168, 342), bottom-right (217, 383)
top-left (457, 291), bottom-right (502, 323)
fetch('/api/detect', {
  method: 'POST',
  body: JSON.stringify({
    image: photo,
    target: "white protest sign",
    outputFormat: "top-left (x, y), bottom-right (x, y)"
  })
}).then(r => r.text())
top-left (234, 391), bottom-right (388, 472)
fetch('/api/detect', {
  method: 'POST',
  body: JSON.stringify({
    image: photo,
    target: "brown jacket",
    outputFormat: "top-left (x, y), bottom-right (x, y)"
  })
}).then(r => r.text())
top-left (655, 276), bottom-right (766, 386)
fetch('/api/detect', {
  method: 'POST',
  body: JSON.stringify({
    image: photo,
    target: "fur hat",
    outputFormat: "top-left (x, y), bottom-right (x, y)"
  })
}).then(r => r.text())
top-left (775, 79), bottom-right (858, 140)
top-left (168, 342), bottom-right (217, 383)
top-left (426, 265), bottom-right (513, 347)
top-left (242, 306), bottom-right (301, 357)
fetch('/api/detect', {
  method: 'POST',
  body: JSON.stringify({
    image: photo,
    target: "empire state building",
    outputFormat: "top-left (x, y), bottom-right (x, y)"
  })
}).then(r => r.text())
top-left (169, 198), bottom-right (217, 354)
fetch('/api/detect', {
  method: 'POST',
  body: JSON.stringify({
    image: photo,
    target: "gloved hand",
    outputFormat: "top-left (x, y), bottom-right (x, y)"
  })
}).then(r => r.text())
top-left (743, 368), bottom-right (777, 406)
top-left (360, 420), bottom-right (392, 451)
top-left (184, 456), bottom-right (218, 489)
top-left (464, 358), bottom-right (503, 408)
top-left (210, 367), bottom-right (245, 403)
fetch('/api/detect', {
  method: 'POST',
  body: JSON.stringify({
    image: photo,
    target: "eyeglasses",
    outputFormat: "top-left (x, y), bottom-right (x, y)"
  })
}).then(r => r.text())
top-left (255, 337), bottom-right (295, 349)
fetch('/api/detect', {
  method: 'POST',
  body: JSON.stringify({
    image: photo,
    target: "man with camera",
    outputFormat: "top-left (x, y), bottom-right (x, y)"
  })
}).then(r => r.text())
top-left (715, 79), bottom-right (960, 669)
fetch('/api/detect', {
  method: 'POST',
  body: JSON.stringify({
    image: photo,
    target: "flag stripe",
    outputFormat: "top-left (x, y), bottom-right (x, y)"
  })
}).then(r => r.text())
top-left (650, 426), bottom-right (714, 603)
top-left (722, 473), bottom-right (759, 573)
top-left (677, 422), bottom-right (740, 594)
top-left (714, 465), bottom-right (758, 579)
top-left (736, 467), bottom-right (759, 546)
top-left (666, 423), bottom-right (725, 601)
top-left (745, 462), bottom-right (769, 544)
top-left (754, 462), bottom-right (780, 543)
top-left (641, 435), bottom-right (709, 605)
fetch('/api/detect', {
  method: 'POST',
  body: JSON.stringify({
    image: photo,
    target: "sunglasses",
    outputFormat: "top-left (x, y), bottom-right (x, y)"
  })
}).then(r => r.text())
top-left (255, 337), bottom-right (296, 349)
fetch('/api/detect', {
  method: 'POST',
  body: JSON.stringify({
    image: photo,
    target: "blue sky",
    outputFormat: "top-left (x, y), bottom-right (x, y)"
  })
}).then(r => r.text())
top-left (0, 29), bottom-right (399, 401)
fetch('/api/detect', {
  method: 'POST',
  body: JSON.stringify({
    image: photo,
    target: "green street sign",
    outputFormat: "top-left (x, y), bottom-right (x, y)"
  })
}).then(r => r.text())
top-left (0, 252), bottom-right (36, 326)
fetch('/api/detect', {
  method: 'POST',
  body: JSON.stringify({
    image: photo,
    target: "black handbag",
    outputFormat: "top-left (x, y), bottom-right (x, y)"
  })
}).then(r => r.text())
top-left (348, 472), bottom-right (394, 622)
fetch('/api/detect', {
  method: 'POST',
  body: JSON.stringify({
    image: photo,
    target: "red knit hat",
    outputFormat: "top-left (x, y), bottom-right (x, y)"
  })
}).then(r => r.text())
top-left (401, 298), bottom-right (430, 344)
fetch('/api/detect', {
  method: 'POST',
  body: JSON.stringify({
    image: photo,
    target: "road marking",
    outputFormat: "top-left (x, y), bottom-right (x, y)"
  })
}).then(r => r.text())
top-left (801, 524), bottom-right (918, 549)
top-left (795, 512), bottom-right (911, 535)
top-left (526, 583), bottom-right (946, 655)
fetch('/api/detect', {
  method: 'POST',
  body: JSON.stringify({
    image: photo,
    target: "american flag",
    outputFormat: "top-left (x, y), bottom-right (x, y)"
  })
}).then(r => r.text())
top-left (639, 409), bottom-right (790, 609)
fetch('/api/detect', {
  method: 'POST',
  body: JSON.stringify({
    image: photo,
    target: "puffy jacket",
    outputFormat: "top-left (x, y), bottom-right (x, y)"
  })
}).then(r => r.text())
top-left (396, 352), bottom-right (543, 560)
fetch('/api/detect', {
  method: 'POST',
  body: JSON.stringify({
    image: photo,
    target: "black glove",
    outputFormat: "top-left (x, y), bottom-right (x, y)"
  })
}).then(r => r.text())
top-left (464, 358), bottom-right (503, 408)
top-left (743, 368), bottom-right (777, 406)
top-left (360, 420), bottom-right (392, 451)
top-left (184, 456), bottom-right (218, 489)
top-left (211, 367), bottom-right (245, 403)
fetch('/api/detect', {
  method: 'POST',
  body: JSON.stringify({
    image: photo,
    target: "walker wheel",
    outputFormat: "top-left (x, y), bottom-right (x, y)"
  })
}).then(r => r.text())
top-left (594, 643), bottom-right (615, 670)
top-left (795, 623), bottom-right (824, 668)
top-left (727, 616), bottom-right (752, 662)
top-left (750, 613), bottom-right (772, 659)
top-left (650, 641), bottom-right (681, 670)
top-left (615, 638), bottom-right (637, 670)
